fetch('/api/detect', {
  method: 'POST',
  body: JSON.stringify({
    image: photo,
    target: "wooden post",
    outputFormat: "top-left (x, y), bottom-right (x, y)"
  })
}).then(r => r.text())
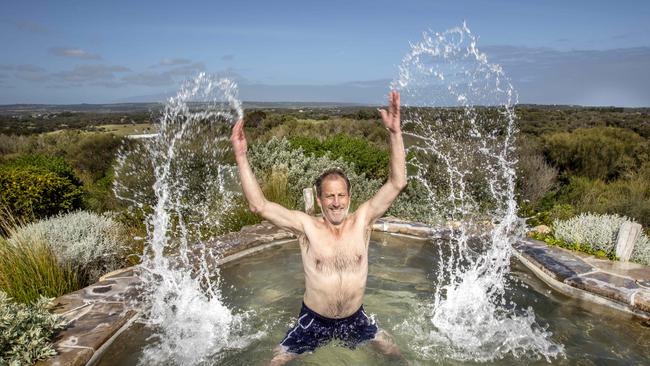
top-left (615, 222), bottom-right (641, 262)
top-left (303, 187), bottom-right (315, 215)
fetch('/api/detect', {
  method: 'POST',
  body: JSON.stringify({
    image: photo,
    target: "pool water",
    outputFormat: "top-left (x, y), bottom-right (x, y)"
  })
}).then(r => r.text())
top-left (96, 232), bottom-right (650, 365)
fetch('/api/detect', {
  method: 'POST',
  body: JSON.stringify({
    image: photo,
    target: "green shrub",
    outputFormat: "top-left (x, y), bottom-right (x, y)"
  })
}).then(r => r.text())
top-left (0, 234), bottom-right (78, 304)
top-left (0, 291), bottom-right (66, 365)
top-left (542, 127), bottom-right (648, 181)
top-left (289, 134), bottom-right (389, 180)
top-left (556, 173), bottom-right (650, 227)
top-left (0, 154), bottom-right (80, 184)
top-left (8, 211), bottom-right (128, 286)
top-left (65, 133), bottom-right (123, 184)
top-left (0, 157), bottom-right (84, 222)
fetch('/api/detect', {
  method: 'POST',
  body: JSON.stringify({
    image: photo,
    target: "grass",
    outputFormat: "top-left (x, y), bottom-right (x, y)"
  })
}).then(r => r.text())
top-left (0, 233), bottom-right (79, 304)
top-left (96, 123), bottom-right (155, 136)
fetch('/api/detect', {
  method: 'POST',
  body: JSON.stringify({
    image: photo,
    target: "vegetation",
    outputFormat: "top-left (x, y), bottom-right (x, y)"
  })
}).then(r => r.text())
top-left (8, 211), bottom-right (128, 286)
top-left (289, 134), bottom-right (389, 180)
top-left (0, 103), bottom-right (648, 364)
top-left (0, 231), bottom-right (79, 304)
top-left (0, 155), bottom-right (84, 223)
top-left (531, 213), bottom-right (650, 265)
top-left (0, 291), bottom-right (66, 365)
top-left (516, 113), bottom-right (650, 230)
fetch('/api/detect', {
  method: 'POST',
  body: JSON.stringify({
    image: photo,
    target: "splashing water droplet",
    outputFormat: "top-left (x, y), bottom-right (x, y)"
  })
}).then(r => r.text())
top-left (394, 24), bottom-right (564, 362)
top-left (114, 73), bottom-right (262, 365)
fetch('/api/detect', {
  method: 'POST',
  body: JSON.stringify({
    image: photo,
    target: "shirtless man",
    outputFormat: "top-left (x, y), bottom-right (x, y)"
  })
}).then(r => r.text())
top-left (230, 91), bottom-right (406, 365)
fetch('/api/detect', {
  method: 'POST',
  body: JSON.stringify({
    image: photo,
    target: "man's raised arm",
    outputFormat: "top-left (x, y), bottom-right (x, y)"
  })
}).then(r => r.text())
top-left (358, 91), bottom-right (407, 224)
top-left (230, 119), bottom-right (308, 233)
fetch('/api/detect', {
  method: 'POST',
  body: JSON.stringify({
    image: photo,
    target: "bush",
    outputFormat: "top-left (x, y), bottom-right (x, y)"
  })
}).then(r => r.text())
top-left (0, 154), bottom-right (80, 184)
top-left (8, 211), bottom-right (128, 285)
top-left (65, 133), bottom-right (123, 184)
top-left (289, 134), bottom-right (389, 180)
top-left (556, 173), bottom-right (650, 227)
top-left (516, 151), bottom-right (557, 205)
top-left (0, 292), bottom-right (66, 365)
top-left (552, 213), bottom-right (650, 263)
top-left (0, 155), bottom-right (84, 223)
top-left (245, 137), bottom-right (437, 225)
top-left (631, 235), bottom-right (650, 266)
top-left (0, 233), bottom-right (78, 304)
top-left (248, 137), bottom-right (383, 211)
top-left (542, 127), bottom-right (648, 181)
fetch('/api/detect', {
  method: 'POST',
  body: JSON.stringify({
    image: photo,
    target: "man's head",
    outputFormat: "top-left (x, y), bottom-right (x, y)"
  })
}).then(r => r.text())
top-left (314, 168), bottom-right (351, 225)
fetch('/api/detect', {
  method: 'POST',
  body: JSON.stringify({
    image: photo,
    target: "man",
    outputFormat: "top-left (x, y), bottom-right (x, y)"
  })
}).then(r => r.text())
top-left (230, 91), bottom-right (406, 365)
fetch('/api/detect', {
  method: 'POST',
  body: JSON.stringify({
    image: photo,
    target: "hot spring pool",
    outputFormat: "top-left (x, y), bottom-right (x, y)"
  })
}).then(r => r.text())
top-left (95, 232), bottom-right (650, 365)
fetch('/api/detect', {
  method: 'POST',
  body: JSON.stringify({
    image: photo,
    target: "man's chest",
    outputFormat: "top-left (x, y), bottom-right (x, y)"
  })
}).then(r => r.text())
top-left (299, 231), bottom-right (369, 275)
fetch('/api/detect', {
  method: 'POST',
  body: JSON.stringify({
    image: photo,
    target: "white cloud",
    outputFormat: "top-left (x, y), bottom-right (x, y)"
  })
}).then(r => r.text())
top-left (52, 64), bottom-right (130, 83)
top-left (49, 47), bottom-right (102, 60)
top-left (157, 58), bottom-right (192, 66)
top-left (124, 62), bottom-right (205, 86)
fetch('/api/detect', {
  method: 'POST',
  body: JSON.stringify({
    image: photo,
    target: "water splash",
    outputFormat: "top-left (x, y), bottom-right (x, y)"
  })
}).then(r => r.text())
top-left (114, 73), bottom-right (262, 365)
top-left (394, 23), bottom-right (564, 362)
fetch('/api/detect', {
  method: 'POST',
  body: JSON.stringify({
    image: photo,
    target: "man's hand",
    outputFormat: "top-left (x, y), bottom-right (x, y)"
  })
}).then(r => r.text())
top-left (378, 91), bottom-right (401, 134)
top-left (230, 119), bottom-right (247, 157)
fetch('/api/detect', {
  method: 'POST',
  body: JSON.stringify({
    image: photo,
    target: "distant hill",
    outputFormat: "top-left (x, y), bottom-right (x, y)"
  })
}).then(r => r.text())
top-left (0, 101), bottom-right (368, 115)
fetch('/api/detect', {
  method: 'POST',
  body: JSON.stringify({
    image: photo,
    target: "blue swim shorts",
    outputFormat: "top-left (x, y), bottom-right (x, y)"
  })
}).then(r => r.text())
top-left (279, 302), bottom-right (378, 354)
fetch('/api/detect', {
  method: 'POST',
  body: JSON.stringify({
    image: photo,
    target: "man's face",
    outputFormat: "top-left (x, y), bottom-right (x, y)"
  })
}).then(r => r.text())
top-left (316, 176), bottom-right (350, 226)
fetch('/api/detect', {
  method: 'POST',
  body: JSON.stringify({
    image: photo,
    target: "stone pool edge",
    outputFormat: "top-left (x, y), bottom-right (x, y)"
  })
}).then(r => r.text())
top-left (37, 218), bottom-right (650, 366)
top-left (513, 237), bottom-right (650, 319)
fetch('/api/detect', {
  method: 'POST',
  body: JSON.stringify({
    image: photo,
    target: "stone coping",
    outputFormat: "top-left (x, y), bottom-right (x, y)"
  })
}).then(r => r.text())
top-left (38, 218), bottom-right (650, 366)
top-left (513, 238), bottom-right (650, 319)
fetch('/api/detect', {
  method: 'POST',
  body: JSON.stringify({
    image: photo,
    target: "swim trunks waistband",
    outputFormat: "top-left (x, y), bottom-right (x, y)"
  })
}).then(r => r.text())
top-left (301, 302), bottom-right (365, 324)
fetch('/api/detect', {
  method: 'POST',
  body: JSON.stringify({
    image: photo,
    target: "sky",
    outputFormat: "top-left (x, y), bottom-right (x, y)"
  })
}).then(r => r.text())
top-left (1, 0), bottom-right (649, 106)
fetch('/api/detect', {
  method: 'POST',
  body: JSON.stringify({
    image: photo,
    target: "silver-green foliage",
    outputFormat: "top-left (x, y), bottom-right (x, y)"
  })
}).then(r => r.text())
top-left (248, 137), bottom-right (382, 209)
top-left (631, 234), bottom-right (650, 266)
top-left (247, 137), bottom-right (437, 223)
top-left (9, 211), bottom-right (126, 284)
top-left (0, 291), bottom-right (65, 365)
top-left (553, 213), bottom-right (650, 265)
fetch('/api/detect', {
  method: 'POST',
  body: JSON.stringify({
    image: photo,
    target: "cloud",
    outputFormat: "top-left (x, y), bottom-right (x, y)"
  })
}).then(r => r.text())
top-left (51, 64), bottom-right (130, 83)
top-left (123, 72), bottom-right (175, 86)
top-left (124, 62), bottom-right (205, 86)
top-left (156, 58), bottom-right (192, 67)
top-left (0, 64), bottom-right (45, 72)
top-left (221, 54), bottom-right (234, 61)
top-left (0, 64), bottom-right (49, 82)
top-left (481, 46), bottom-right (650, 106)
top-left (49, 47), bottom-right (102, 60)
top-left (13, 20), bottom-right (50, 34)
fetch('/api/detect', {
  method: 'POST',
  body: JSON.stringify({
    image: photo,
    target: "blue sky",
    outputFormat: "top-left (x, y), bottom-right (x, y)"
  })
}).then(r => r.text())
top-left (1, 0), bottom-right (649, 106)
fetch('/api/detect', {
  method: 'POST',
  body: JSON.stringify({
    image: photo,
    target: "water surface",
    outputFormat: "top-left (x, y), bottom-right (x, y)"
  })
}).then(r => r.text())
top-left (97, 232), bottom-right (650, 365)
